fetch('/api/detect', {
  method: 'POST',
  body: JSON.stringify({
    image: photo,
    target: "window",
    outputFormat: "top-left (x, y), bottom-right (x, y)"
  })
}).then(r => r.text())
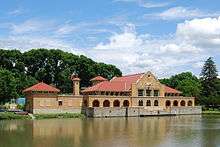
top-left (138, 100), bottom-right (143, 106)
top-left (138, 89), bottom-right (144, 96)
top-left (154, 100), bottom-right (159, 106)
top-left (146, 100), bottom-right (151, 106)
top-left (154, 90), bottom-right (159, 96)
top-left (58, 100), bottom-right (63, 106)
top-left (146, 90), bottom-right (151, 96)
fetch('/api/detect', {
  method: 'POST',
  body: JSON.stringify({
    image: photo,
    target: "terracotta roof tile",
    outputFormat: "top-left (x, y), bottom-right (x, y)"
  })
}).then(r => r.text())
top-left (83, 73), bottom-right (144, 92)
top-left (23, 82), bottom-right (60, 93)
top-left (164, 85), bottom-right (182, 94)
top-left (90, 76), bottom-right (107, 81)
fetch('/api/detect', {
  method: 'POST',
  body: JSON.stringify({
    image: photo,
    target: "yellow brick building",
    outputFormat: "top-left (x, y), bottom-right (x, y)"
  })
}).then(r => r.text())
top-left (24, 71), bottom-right (199, 116)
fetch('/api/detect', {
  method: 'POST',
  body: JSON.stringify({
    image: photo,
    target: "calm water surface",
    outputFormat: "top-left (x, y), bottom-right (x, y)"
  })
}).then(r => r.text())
top-left (0, 115), bottom-right (220, 147)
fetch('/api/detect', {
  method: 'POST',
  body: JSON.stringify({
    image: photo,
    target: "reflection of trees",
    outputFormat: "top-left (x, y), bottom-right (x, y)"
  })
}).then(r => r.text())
top-left (1, 115), bottom-right (220, 147)
top-left (201, 115), bottom-right (220, 147)
top-left (0, 120), bottom-right (33, 147)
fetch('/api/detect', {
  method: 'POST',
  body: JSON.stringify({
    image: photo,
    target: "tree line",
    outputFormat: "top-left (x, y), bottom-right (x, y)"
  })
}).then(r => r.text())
top-left (0, 49), bottom-right (122, 102)
top-left (160, 57), bottom-right (220, 109)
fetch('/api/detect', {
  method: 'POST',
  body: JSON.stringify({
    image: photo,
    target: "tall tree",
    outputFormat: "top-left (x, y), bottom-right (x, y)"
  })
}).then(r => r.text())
top-left (0, 69), bottom-right (18, 103)
top-left (200, 57), bottom-right (219, 108)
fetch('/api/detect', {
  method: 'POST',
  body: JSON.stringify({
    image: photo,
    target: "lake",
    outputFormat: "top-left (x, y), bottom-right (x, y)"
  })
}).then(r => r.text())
top-left (0, 115), bottom-right (220, 147)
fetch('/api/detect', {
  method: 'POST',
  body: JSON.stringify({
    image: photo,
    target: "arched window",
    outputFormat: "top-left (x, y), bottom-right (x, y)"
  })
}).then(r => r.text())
top-left (113, 100), bottom-right (120, 107)
top-left (165, 100), bottom-right (171, 107)
top-left (173, 100), bottom-right (178, 106)
top-left (154, 100), bottom-right (159, 106)
top-left (180, 100), bottom-right (186, 106)
top-left (138, 100), bottom-right (143, 106)
top-left (188, 100), bottom-right (192, 106)
top-left (123, 100), bottom-right (129, 107)
top-left (92, 100), bottom-right (100, 107)
top-left (103, 100), bottom-right (110, 107)
top-left (146, 100), bottom-right (151, 106)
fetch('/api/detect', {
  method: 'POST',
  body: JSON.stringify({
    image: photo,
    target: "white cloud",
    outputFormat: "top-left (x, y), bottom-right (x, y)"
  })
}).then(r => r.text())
top-left (90, 17), bottom-right (220, 76)
top-left (146, 7), bottom-right (219, 20)
top-left (114, 0), bottom-right (169, 8)
top-left (56, 24), bottom-right (77, 35)
top-left (0, 36), bottom-right (82, 54)
top-left (139, 1), bottom-right (169, 8)
top-left (176, 17), bottom-right (220, 50)
top-left (8, 8), bottom-right (25, 16)
top-left (10, 19), bottom-right (54, 34)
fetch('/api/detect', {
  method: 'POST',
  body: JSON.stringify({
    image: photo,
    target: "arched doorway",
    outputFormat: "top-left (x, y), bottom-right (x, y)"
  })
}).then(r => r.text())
top-left (165, 100), bottom-right (171, 107)
top-left (180, 100), bottom-right (186, 106)
top-left (154, 100), bottom-right (159, 106)
top-left (138, 100), bottom-right (143, 106)
top-left (188, 100), bottom-right (192, 106)
top-left (123, 100), bottom-right (129, 107)
top-left (146, 100), bottom-right (151, 106)
top-left (103, 100), bottom-right (110, 107)
top-left (113, 100), bottom-right (120, 107)
top-left (173, 100), bottom-right (178, 106)
top-left (92, 100), bottom-right (100, 107)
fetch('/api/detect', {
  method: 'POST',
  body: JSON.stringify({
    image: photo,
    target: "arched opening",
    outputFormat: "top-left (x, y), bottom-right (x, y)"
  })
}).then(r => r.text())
top-left (103, 100), bottom-right (110, 107)
top-left (146, 100), bottom-right (151, 106)
top-left (92, 100), bottom-right (100, 107)
top-left (154, 100), bottom-right (159, 106)
top-left (123, 100), bottom-right (129, 107)
top-left (165, 100), bottom-right (171, 107)
top-left (83, 100), bottom-right (88, 107)
top-left (188, 100), bottom-right (192, 106)
top-left (138, 100), bottom-right (143, 106)
top-left (113, 100), bottom-right (120, 107)
top-left (180, 100), bottom-right (186, 106)
top-left (173, 100), bottom-right (178, 106)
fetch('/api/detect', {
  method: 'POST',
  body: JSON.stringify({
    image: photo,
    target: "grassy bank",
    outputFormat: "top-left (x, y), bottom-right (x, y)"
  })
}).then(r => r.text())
top-left (0, 112), bottom-right (31, 120)
top-left (202, 110), bottom-right (220, 115)
top-left (34, 113), bottom-right (85, 119)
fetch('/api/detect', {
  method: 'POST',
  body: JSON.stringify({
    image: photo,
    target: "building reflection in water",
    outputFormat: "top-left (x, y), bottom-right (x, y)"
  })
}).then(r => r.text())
top-left (1, 115), bottom-right (220, 147)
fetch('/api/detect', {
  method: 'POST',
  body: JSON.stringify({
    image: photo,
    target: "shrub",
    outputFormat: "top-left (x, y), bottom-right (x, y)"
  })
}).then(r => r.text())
top-left (34, 113), bottom-right (85, 119)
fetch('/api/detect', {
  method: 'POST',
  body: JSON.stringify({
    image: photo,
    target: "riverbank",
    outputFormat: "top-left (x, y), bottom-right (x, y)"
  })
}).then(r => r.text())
top-left (202, 110), bottom-right (220, 115)
top-left (0, 112), bottom-right (85, 120)
top-left (0, 112), bottom-right (31, 120)
top-left (34, 113), bottom-right (85, 119)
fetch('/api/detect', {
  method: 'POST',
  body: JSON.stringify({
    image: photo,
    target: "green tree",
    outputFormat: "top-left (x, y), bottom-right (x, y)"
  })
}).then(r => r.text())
top-left (0, 69), bottom-right (18, 103)
top-left (200, 57), bottom-right (219, 109)
top-left (160, 72), bottom-right (201, 97)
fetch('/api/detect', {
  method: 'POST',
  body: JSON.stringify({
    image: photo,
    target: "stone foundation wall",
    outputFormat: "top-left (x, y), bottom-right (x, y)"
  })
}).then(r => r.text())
top-left (85, 106), bottom-right (202, 117)
top-left (33, 108), bottom-right (82, 114)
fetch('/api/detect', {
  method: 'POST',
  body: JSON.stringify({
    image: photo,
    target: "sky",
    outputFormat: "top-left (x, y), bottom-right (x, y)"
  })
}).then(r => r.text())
top-left (1, 0), bottom-right (220, 78)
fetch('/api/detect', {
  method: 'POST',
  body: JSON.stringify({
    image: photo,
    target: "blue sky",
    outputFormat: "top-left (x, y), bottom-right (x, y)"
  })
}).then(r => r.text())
top-left (1, 0), bottom-right (220, 78)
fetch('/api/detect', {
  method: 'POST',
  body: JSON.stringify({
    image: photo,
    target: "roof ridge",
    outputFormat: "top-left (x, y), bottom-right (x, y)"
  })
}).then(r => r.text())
top-left (120, 72), bottom-right (145, 77)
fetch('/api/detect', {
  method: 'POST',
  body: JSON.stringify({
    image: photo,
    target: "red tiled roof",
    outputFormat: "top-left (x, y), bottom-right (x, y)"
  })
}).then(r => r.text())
top-left (23, 82), bottom-right (60, 93)
top-left (164, 85), bottom-right (182, 94)
top-left (83, 73), bottom-right (144, 92)
top-left (82, 72), bottom-right (182, 94)
top-left (90, 76), bottom-right (107, 81)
